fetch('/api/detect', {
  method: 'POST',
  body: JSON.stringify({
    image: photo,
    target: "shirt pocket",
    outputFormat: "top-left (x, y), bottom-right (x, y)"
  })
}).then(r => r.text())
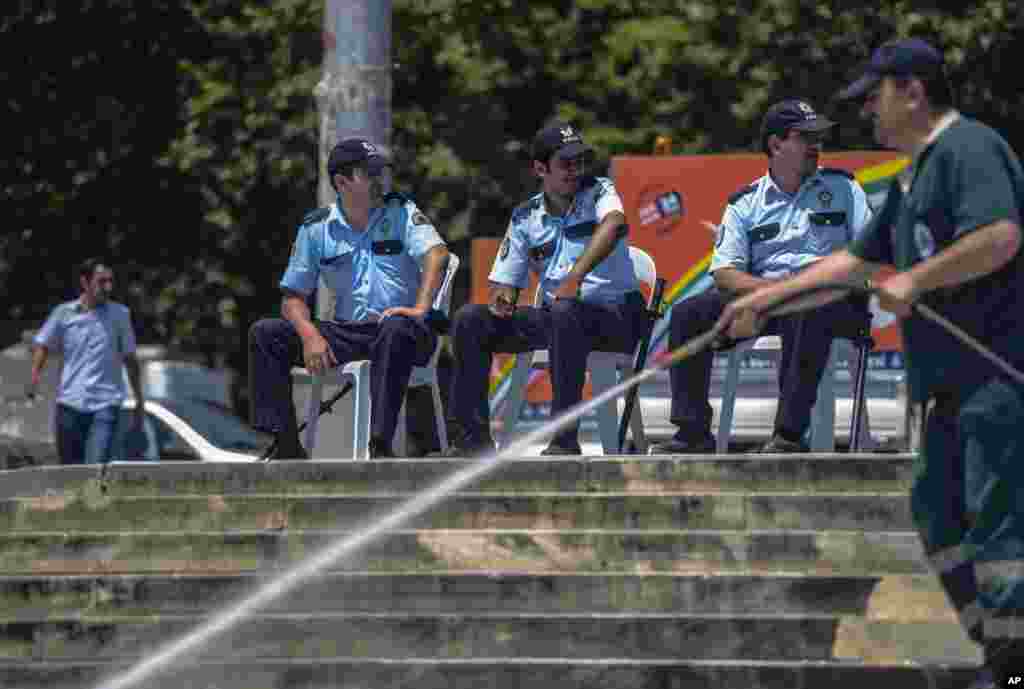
top-left (808, 211), bottom-right (850, 250)
top-left (320, 248), bottom-right (355, 292)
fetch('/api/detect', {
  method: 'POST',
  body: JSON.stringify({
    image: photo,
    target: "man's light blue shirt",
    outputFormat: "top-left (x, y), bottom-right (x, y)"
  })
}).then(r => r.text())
top-left (710, 168), bottom-right (873, 280)
top-left (281, 194), bottom-right (446, 322)
top-left (489, 176), bottom-right (639, 304)
top-left (34, 299), bottom-right (137, 412)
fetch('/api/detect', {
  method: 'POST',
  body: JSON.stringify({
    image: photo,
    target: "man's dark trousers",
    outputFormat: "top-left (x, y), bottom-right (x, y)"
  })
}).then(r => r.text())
top-left (249, 316), bottom-right (436, 449)
top-left (666, 287), bottom-right (870, 441)
top-left (449, 293), bottom-right (647, 449)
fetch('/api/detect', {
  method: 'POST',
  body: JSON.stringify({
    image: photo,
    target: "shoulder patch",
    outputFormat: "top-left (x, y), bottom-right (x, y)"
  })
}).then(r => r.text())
top-left (382, 191), bottom-right (410, 204)
top-left (820, 167), bottom-right (855, 180)
top-left (511, 197), bottom-right (541, 224)
top-left (728, 184), bottom-right (757, 206)
top-left (300, 207), bottom-right (330, 226)
top-left (411, 211), bottom-right (431, 226)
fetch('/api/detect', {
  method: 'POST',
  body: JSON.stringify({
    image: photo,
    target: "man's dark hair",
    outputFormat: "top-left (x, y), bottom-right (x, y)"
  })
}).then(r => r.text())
top-left (77, 257), bottom-right (110, 283)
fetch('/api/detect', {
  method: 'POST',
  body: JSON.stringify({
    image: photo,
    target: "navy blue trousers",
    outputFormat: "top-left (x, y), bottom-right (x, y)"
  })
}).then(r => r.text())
top-left (248, 317), bottom-right (436, 447)
top-left (666, 288), bottom-right (870, 440)
top-left (913, 378), bottom-right (1024, 669)
top-left (448, 292), bottom-right (647, 448)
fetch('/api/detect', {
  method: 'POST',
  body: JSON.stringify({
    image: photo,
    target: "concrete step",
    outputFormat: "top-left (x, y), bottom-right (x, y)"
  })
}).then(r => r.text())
top-left (0, 657), bottom-right (980, 689)
top-left (0, 572), bottom-right (951, 617)
top-left (0, 456), bottom-right (915, 499)
top-left (0, 612), bottom-right (980, 664)
top-left (0, 529), bottom-right (929, 576)
top-left (0, 492), bottom-right (913, 533)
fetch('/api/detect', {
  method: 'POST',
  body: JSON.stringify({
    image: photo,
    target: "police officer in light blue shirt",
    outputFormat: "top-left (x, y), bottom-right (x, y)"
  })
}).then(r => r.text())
top-left (445, 121), bottom-right (648, 456)
top-left (650, 99), bottom-right (874, 455)
top-left (249, 138), bottom-right (450, 459)
top-left (31, 258), bottom-right (145, 465)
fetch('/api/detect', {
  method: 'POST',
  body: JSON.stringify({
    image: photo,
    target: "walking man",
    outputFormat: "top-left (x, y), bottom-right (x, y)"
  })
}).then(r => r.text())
top-left (721, 38), bottom-right (1024, 687)
top-left (31, 258), bottom-right (145, 464)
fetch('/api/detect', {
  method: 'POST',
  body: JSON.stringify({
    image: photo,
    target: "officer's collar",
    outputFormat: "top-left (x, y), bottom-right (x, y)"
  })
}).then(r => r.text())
top-left (541, 188), bottom-right (579, 219)
top-left (334, 197), bottom-right (385, 233)
top-left (764, 168), bottom-right (822, 198)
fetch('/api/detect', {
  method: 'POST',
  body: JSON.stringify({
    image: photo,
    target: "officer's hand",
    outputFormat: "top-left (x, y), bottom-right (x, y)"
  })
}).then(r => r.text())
top-left (380, 306), bottom-right (426, 321)
top-left (489, 293), bottom-right (516, 318)
top-left (552, 275), bottom-right (582, 301)
top-left (718, 293), bottom-right (766, 342)
top-left (302, 332), bottom-right (338, 375)
top-left (874, 273), bottom-right (918, 318)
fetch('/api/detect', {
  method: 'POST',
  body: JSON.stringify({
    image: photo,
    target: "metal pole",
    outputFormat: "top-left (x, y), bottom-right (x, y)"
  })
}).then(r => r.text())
top-left (315, 0), bottom-right (391, 316)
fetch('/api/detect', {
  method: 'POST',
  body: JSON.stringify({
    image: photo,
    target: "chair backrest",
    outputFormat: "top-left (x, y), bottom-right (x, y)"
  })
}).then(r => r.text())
top-left (628, 246), bottom-right (657, 303)
top-left (433, 252), bottom-right (460, 315)
top-left (421, 252), bottom-right (460, 370)
top-left (529, 245), bottom-right (659, 307)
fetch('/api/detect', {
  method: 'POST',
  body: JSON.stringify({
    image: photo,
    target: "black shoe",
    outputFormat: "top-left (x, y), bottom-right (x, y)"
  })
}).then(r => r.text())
top-left (539, 442), bottom-right (582, 456)
top-left (368, 438), bottom-right (395, 459)
top-left (261, 442), bottom-right (309, 462)
top-left (648, 433), bottom-right (715, 455)
top-left (431, 438), bottom-right (495, 458)
top-left (755, 434), bottom-right (809, 454)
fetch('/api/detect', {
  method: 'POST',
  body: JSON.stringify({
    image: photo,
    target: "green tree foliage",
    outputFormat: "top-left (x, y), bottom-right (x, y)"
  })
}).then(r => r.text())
top-left (4, 0), bottom-right (1021, 412)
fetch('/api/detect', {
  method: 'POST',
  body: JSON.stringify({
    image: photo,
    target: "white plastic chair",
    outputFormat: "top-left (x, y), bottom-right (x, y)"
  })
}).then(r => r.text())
top-left (499, 247), bottom-right (656, 455)
top-left (715, 322), bottom-right (876, 454)
top-left (301, 253), bottom-right (459, 459)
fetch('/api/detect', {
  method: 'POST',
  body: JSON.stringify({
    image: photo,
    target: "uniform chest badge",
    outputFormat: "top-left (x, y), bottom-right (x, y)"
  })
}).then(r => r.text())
top-left (818, 189), bottom-right (833, 208)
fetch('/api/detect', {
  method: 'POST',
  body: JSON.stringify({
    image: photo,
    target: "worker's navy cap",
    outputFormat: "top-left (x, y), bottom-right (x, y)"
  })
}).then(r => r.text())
top-left (836, 38), bottom-right (944, 100)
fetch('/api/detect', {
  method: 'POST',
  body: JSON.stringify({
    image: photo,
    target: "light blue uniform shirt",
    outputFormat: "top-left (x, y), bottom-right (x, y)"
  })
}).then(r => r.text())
top-left (489, 176), bottom-right (638, 304)
top-left (281, 193), bottom-right (446, 322)
top-left (710, 168), bottom-right (873, 280)
top-left (34, 299), bottom-right (137, 412)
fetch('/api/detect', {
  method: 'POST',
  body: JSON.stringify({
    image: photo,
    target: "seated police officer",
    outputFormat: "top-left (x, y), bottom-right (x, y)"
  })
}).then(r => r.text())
top-left (649, 99), bottom-right (873, 455)
top-left (249, 138), bottom-right (450, 459)
top-left (445, 122), bottom-right (648, 456)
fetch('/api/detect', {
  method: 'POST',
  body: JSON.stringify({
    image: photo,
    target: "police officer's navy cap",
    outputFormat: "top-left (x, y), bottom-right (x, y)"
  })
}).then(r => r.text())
top-left (327, 138), bottom-right (390, 176)
top-left (761, 99), bottom-right (835, 146)
top-left (836, 38), bottom-right (944, 101)
top-left (531, 122), bottom-right (594, 162)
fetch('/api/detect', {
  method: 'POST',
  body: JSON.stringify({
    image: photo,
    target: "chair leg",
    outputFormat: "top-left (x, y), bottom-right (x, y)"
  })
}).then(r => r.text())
top-left (304, 376), bottom-right (324, 455)
top-left (394, 398), bottom-right (408, 457)
top-left (430, 376), bottom-right (448, 452)
top-left (629, 398), bottom-right (648, 454)
top-left (849, 341), bottom-right (871, 452)
top-left (717, 350), bottom-right (742, 454)
top-left (809, 343), bottom-right (838, 453)
top-left (351, 366), bottom-right (372, 461)
top-left (589, 361), bottom-right (619, 455)
top-left (499, 353), bottom-right (532, 448)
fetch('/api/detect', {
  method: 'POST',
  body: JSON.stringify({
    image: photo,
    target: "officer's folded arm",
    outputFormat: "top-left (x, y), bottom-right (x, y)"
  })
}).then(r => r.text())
top-left (552, 210), bottom-right (627, 300)
top-left (712, 266), bottom-right (775, 298)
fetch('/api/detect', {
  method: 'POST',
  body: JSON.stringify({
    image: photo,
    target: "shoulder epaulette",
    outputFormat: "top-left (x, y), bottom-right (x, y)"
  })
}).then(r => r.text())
top-left (511, 196), bottom-right (542, 223)
top-left (300, 207), bottom-right (330, 225)
top-left (578, 175), bottom-right (599, 190)
top-left (820, 167), bottom-right (855, 180)
top-left (382, 191), bottom-right (410, 205)
top-left (728, 183), bottom-right (757, 205)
